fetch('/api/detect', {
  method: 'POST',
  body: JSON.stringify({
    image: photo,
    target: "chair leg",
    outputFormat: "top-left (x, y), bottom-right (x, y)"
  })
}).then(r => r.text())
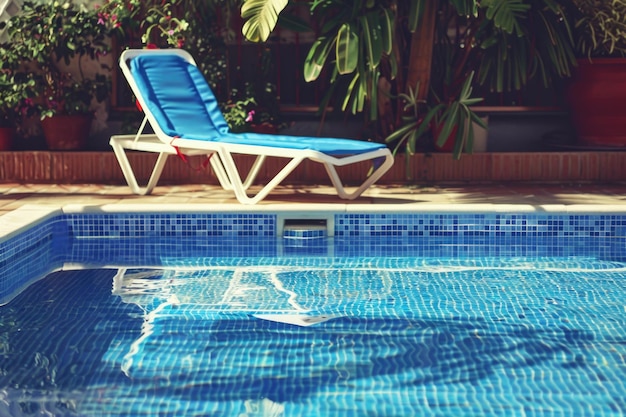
top-left (243, 155), bottom-right (267, 189)
top-left (111, 141), bottom-right (169, 195)
top-left (324, 153), bottom-right (395, 200)
top-left (209, 154), bottom-right (266, 192)
top-left (209, 154), bottom-right (234, 191)
top-left (144, 153), bottom-right (170, 194)
top-left (217, 150), bottom-right (303, 204)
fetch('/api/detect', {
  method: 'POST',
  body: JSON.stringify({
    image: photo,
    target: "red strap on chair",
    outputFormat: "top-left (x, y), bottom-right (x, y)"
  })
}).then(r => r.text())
top-left (170, 136), bottom-right (213, 171)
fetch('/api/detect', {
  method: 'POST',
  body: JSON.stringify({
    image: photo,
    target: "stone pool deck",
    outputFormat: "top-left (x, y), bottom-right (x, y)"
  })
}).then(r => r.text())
top-left (1, 183), bottom-right (626, 219)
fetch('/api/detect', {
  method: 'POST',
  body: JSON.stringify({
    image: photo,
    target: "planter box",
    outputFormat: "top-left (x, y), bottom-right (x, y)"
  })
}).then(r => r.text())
top-left (0, 151), bottom-right (625, 185)
top-left (565, 58), bottom-right (626, 147)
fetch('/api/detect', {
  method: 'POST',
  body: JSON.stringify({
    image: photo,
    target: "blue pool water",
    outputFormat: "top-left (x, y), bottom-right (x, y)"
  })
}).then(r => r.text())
top-left (0, 212), bottom-right (625, 416)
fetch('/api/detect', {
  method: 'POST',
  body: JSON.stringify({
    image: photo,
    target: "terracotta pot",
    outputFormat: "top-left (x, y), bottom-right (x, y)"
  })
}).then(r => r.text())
top-left (40, 113), bottom-right (92, 150)
top-left (565, 58), bottom-right (626, 147)
top-left (0, 127), bottom-right (14, 151)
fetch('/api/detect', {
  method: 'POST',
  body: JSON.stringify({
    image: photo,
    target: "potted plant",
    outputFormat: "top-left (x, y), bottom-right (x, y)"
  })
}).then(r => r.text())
top-left (563, 0), bottom-right (626, 147)
top-left (0, 43), bottom-right (37, 151)
top-left (4, 0), bottom-right (110, 150)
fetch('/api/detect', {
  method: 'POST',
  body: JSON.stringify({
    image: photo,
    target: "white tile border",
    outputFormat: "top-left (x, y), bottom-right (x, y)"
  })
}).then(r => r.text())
top-left (0, 204), bottom-right (63, 242)
top-left (57, 202), bottom-right (626, 215)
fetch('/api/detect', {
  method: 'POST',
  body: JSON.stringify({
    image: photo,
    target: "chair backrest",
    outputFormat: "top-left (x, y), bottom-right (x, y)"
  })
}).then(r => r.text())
top-left (130, 53), bottom-right (230, 140)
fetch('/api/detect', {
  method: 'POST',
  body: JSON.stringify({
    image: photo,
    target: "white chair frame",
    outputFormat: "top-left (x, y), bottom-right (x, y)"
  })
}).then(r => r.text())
top-left (110, 49), bottom-right (394, 204)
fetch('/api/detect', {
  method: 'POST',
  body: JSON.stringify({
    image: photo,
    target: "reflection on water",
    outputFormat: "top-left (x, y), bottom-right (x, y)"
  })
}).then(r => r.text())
top-left (0, 258), bottom-right (625, 416)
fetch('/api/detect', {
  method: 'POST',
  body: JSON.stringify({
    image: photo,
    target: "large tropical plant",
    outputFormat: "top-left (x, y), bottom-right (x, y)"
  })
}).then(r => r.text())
top-left (241, 0), bottom-right (578, 159)
top-left (242, 0), bottom-right (414, 129)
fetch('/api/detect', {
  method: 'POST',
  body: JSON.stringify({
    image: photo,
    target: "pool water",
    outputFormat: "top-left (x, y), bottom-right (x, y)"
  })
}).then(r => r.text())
top-left (1, 241), bottom-right (625, 416)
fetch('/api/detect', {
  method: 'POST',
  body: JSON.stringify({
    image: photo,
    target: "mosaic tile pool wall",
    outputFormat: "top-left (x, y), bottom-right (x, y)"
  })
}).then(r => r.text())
top-left (1, 211), bottom-right (626, 303)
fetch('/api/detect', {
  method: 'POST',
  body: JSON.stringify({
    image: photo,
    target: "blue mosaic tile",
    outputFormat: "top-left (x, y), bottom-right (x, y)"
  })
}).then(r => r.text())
top-left (0, 210), bottom-right (626, 416)
top-left (334, 213), bottom-right (626, 239)
top-left (65, 213), bottom-right (276, 238)
top-left (2, 211), bottom-right (626, 305)
top-left (2, 257), bottom-right (626, 416)
top-left (0, 217), bottom-right (67, 303)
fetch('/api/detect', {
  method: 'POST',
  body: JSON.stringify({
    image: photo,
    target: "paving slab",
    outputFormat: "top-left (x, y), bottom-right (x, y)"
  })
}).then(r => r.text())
top-left (1, 183), bottom-right (626, 219)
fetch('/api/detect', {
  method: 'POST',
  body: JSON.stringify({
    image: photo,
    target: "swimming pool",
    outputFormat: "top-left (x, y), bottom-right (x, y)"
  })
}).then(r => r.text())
top-left (1, 206), bottom-right (625, 416)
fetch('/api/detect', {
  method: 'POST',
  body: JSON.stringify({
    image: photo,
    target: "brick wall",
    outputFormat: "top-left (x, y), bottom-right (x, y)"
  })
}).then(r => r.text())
top-left (0, 151), bottom-right (625, 185)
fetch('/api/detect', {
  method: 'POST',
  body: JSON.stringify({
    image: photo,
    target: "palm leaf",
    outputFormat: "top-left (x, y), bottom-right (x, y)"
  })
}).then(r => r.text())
top-left (241, 0), bottom-right (289, 42)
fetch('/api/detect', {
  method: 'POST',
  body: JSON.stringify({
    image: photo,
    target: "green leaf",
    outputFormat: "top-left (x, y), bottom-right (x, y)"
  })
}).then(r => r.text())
top-left (436, 102), bottom-right (459, 148)
top-left (470, 111), bottom-right (488, 130)
top-left (380, 8), bottom-right (394, 55)
top-left (408, 0), bottom-right (424, 33)
top-left (407, 129), bottom-right (419, 155)
top-left (241, 0), bottom-right (289, 43)
top-left (481, 0), bottom-right (530, 36)
top-left (369, 70), bottom-right (379, 121)
top-left (362, 11), bottom-right (383, 69)
top-left (336, 23), bottom-right (359, 74)
top-left (353, 78), bottom-right (364, 113)
top-left (304, 37), bottom-right (332, 82)
top-left (342, 72), bottom-right (360, 112)
top-left (275, 12), bottom-right (312, 33)
top-left (385, 121), bottom-right (416, 143)
top-left (388, 52), bottom-right (398, 79)
top-left (462, 97), bottom-right (484, 106)
top-left (320, 13), bottom-right (347, 36)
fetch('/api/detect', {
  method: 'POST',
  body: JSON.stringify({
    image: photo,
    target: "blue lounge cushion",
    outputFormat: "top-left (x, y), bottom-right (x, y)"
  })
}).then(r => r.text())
top-left (130, 53), bottom-right (388, 156)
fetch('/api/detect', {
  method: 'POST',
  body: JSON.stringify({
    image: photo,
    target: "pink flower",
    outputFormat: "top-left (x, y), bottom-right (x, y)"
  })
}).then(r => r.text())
top-left (245, 110), bottom-right (255, 123)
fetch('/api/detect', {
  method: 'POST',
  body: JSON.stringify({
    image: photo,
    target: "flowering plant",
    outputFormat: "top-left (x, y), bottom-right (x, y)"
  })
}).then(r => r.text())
top-left (96, 0), bottom-right (190, 48)
top-left (96, 0), bottom-right (283, 132)
top-left (221, 95), bottom-right (257, 133)
top-left (0, 72), bottom-right (37, 128)
top-left (5, 1), bottom-right (111, 119)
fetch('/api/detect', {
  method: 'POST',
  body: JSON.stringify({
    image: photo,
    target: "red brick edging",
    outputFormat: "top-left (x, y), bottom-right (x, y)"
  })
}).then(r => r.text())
top-left (0, 151), bottom-right (624, 185)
